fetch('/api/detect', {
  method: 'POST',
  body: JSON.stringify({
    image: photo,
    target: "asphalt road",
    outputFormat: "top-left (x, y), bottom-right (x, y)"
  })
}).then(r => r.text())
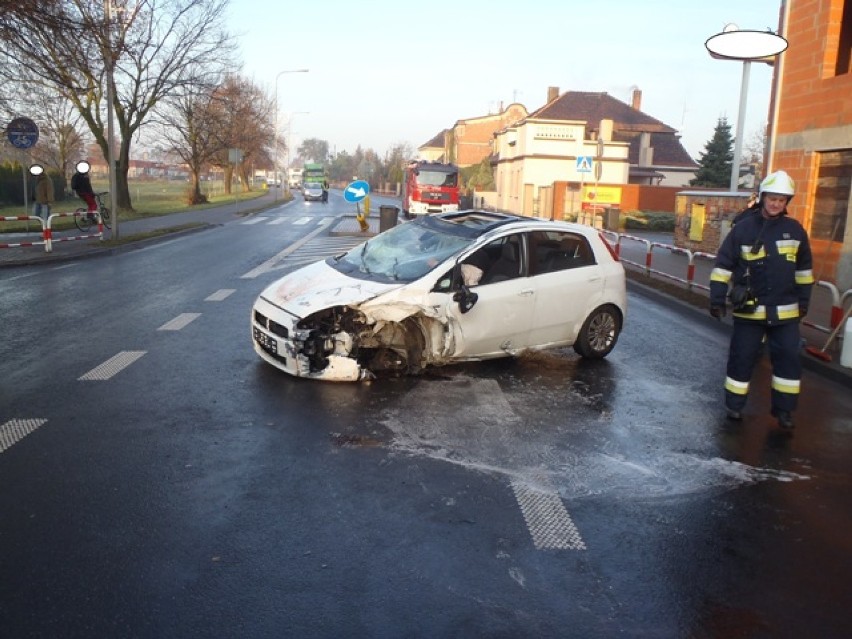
top-left (1, 193), bottom-right (851, 638)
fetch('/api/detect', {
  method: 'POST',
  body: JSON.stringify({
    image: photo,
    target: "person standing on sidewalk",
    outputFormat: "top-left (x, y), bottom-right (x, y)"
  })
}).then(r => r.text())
top-left (709, 170), bottom-right (814, 430)
top-left (30, 164), bottom-right (54, 220)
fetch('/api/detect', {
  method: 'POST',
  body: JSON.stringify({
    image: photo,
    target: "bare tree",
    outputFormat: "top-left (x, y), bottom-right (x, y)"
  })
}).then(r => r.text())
top-left (1, 0), bottom-right (235, 212)
top-left (743, 127), bottom-right (768, 185)
top-left (27, 81), bottom-right (89, 186)
top-left (297, 138), bottom-right (330, 165)
top-left (155, 86), bottom-right (221, 203)
top-left (206, 74), bottom-right (273, 194)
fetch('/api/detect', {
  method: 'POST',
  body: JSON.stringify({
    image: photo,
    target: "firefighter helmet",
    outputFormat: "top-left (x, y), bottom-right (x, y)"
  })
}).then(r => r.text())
top-left (759, 170), bottom-right (795, 199)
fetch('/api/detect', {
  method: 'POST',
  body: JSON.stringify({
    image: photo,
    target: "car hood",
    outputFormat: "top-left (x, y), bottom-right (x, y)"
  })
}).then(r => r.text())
top-left (259, 259), bottom-right (404, 317)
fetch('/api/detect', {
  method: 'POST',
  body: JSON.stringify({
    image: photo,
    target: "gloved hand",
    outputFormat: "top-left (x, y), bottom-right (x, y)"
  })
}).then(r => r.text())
top-left (710, 304), bottom-right (726, 319)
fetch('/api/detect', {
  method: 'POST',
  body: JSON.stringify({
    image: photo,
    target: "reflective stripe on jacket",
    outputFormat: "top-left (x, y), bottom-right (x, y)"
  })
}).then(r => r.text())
top-left (710, 209), bottom-right (814, 324)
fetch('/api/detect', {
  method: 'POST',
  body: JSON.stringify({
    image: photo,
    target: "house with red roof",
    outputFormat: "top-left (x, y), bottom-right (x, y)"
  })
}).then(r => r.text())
top-left (492, 87), bottom-right (697, 216)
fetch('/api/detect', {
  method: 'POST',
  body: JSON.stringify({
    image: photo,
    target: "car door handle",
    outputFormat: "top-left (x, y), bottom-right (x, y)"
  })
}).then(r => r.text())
top-left (519, 289), bottom-right (534, 296)
top-left (587, 276), bottom-right (601, 283)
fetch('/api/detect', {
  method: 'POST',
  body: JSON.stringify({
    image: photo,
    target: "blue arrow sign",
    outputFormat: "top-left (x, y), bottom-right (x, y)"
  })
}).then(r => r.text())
top-left (6, 117), bottom-right (39, 149)
top-left (344, 179), bottom-right (370, 203)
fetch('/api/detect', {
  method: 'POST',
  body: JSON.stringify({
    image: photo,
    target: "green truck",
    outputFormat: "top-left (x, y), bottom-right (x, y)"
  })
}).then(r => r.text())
top-left (302, 163), bottom-right (328, 202)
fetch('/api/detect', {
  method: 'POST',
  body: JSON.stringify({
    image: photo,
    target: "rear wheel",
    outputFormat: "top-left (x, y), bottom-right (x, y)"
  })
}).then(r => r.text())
top-left (74, 208), bottom-right (91, 232)
top-left (100, 206), bottom-right (111, 229)
top-left (573, 305), bottom-right (621, 359)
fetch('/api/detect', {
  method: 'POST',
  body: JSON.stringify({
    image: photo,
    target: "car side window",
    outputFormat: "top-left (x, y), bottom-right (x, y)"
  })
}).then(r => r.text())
top-left (480, 234), bottom-right (524, 284)
top-left (529, 230), bottom-right (595, 275)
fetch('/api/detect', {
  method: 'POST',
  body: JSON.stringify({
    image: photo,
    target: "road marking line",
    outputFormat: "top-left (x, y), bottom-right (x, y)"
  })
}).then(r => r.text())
top-left (205, 289), bottom-right (235, 302)
top-left (293, 216), bottom-right (312, 225)
top-left (511, 479), bottom-right (587, 550)
top-left (79, 351), bottom-right (146, 381)
top-left (268, 217), bottom-right (287, 225)
top-left (158, 313), bottom-right (201, 331)
top-left (241, 217), bottom-right (267, 225)
top-left (240, 223), bottom-right (330, 279)
top-left (0, 418), bottom-right (47, 453)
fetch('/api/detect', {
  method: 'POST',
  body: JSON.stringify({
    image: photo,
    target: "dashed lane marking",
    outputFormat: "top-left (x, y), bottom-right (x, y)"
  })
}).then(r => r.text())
top-left (79, 351), bottom-right (146, 381)
top-left (293, 216), bottom-right (312, 225)
top-left (0, 418), bottom-right (47, 453)
top-left (241, 217), bottom-right (267, 225)
top-left (205, 289), bottom-right (235, 302)
top-left (268, 217), bottom-right (287, 225)
top-left (511, 478), bottom-right (587, 551)
top-left (158, 313), bottom-right (201, 331)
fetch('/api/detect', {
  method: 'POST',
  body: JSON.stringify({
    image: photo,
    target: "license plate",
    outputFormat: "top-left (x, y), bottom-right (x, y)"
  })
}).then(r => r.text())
top-left (253, 327), bottom-right (277, 354)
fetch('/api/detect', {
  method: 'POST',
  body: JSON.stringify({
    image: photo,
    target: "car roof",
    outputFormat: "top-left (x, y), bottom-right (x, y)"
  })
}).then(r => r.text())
top-left (418, 209), bottom-right (600, 241)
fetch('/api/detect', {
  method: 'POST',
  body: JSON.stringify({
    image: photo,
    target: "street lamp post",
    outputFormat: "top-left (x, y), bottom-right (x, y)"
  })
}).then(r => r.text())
top-left (104, 0), bottom-right (120, 238)
top-left (705, 25), bottom-right (788, 192)
top-left (273, 69), bottom-right (308, 201)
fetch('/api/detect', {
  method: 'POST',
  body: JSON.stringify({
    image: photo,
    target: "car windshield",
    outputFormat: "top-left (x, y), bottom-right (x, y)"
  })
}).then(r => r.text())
top-left (332, 219), bottom-right (474, 283)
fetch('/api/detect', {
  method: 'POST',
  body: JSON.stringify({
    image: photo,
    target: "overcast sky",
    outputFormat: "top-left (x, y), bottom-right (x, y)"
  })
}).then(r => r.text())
top-left (226, 0), bottom-right (784, 160)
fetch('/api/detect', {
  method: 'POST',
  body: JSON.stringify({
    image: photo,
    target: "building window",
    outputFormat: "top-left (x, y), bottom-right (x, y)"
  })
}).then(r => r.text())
top-left (835, 0), bottom-right (852, 75)
top-left (811, 149), bottom-right (851, 242)
top-left (533, 125), bottom-right (576, 141)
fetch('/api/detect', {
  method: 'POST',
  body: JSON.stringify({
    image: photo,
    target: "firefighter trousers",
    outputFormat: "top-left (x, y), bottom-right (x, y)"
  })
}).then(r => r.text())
top-left (724, 321), bottom-right (802, 414)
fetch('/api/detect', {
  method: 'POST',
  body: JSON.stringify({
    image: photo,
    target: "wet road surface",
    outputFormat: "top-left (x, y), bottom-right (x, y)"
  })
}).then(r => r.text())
top-left (1, 195), bottom-right (850, 638)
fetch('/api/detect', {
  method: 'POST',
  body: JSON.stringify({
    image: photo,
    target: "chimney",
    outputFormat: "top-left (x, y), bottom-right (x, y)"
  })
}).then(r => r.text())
top-left (547, 86), bottom-right (559, 103)
top-left (599, 119), bottom-right (614, 142)
top-left (631, 88), bottom-right (642, 110)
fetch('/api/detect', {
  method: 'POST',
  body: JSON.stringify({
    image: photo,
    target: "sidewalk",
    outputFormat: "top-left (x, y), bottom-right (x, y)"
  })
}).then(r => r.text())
top-left (2, 206), bottom-right (850, 387)
top-left (0, 189), bottom-right (304, 266)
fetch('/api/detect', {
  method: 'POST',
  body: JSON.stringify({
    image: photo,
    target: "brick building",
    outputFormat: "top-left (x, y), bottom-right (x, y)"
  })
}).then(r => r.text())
top-left (417, 104), bottom-right (529, 168)
top-left (770, 0), bottom-right (852, 289)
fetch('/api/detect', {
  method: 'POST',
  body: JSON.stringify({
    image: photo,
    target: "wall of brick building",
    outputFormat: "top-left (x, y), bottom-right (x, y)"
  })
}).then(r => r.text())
top-left (770, 0), bottom-right (852, 288)
top-left (619, 185), bottom-right (684, 212)
top-left (453, 105), bottom-right (528, 168)
top-left (550, 182), bottom-right (685, 219)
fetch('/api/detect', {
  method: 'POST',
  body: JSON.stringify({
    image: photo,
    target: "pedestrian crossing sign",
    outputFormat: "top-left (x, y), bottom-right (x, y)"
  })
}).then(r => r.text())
top-left (576, 156), bottom-right (593, 173)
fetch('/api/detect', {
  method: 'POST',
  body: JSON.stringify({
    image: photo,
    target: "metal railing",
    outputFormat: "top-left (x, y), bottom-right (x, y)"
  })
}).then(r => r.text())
top-left (603, 230), bottom-right (850, 335)
top-left (0, 211), bottom-right (103, 253)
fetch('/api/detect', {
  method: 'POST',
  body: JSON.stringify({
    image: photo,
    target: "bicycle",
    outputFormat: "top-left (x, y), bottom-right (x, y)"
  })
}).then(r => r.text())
top-left (74, 192), bottom-right (112, 232)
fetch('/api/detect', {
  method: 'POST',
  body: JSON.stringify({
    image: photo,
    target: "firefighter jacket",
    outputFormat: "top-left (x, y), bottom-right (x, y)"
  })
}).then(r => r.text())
top-left (710, 210), bottom-right (814, 324)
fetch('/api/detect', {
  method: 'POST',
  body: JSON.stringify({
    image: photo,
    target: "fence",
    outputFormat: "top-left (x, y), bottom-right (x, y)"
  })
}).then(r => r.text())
top-left (605, 231), bottom-right (851, 335)
top-left (0, 211), bottom-right (103, 253)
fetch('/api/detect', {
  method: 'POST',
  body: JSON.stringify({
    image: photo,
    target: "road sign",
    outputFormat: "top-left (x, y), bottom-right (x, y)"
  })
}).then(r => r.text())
top-left (344, 179), bottom-right (370, 203)
top-left (6, 117), bottom-right (39, 149)
top-left (576, 156), bottom-right (593, 173)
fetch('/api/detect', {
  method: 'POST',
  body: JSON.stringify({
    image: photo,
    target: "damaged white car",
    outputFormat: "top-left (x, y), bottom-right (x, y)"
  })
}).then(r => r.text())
top-left (251, 210), bottom-right (626, 381)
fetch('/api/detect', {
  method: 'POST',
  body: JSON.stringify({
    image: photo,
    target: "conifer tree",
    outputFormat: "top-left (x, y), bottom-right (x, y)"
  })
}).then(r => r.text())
top-left (690, 117), bottom-right (734, 187)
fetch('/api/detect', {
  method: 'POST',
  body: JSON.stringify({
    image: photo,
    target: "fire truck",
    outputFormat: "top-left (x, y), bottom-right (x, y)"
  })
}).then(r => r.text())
top-left (401, 160), bottom-right (460, 217)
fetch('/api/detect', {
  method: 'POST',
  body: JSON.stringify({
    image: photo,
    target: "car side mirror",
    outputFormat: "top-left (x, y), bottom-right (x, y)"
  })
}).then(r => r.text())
top-left (453, 285), bottom-right (478, 314)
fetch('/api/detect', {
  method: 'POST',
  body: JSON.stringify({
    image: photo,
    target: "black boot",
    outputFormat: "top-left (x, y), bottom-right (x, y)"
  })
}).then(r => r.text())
top-left (774, 410), bottom-right (794, 430)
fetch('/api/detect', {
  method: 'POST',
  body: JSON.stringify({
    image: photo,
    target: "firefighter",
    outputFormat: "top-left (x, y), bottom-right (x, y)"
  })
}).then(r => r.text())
top-left (709, 170), bottom-right (814, 430)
